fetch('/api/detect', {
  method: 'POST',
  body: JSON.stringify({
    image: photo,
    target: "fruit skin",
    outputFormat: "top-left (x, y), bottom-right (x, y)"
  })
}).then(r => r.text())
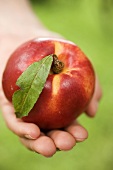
top-left (2, 38), bottom-right (95, 130)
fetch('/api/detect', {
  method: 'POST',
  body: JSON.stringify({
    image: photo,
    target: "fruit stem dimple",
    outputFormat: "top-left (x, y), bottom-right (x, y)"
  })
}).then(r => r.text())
top-left (51, 54), bottom-right (64, 74)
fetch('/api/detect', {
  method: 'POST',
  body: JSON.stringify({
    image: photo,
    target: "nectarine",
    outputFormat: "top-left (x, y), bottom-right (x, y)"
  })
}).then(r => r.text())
top-left (2, 38), bottom-right (95, 130)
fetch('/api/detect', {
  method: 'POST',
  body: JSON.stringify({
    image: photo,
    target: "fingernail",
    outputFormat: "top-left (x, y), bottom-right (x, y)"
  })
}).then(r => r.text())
top-left (76, 137), bottom-right (88, 142)
top-left (25, 134), bottom-right (36, 139)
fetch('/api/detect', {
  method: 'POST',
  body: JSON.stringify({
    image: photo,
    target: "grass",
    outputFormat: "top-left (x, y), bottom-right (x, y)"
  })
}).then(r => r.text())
top-left (0, 0), bottom-right (113, 169)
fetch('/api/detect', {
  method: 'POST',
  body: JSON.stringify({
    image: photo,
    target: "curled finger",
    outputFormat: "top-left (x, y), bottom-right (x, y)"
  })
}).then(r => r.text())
top-left (20, 135), bottom-right (56, 157)
top-left (65, 121), bottom-right (88, 142)
top-left (47, 130), bottom-right (76, 151)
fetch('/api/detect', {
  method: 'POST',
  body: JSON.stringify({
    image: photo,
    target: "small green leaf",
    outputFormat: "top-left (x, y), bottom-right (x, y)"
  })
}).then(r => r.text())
top-left (12, 55), bottom-right (53, 118)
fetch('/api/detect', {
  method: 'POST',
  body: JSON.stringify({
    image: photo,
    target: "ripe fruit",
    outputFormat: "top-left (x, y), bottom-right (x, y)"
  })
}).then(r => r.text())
top-left (2, 38), bottom-right (95, 130)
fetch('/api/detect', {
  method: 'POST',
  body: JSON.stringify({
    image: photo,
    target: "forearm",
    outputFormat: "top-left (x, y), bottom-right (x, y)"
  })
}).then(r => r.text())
top-left (0, 0), bottom-right (62, 84)
top-left (0, 0), bottom-right (62, 37)
top-left (0, 0), bottom-right (47, 34)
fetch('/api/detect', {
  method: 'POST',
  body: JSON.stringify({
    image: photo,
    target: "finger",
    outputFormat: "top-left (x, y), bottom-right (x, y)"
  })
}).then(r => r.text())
top-left (47, 130), bottom-right (76, 151)
top-left (85, 100), bottom-right (99, 117)
top-left (2, 102), bottom-right (40, 139)
top-left (85, 75), bottom-right (102, 117)
top-left (65, 121), bottom-right (88, 142)
top-left (20, 135), bottom-right (56, 157)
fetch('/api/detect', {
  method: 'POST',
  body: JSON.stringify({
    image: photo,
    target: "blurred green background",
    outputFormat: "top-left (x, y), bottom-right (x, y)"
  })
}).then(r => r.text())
top-left (0, 0), bottom-right (113, 169)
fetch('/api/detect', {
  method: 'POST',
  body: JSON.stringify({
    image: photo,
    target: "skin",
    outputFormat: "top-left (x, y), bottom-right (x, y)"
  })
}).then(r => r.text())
top-left (0, 0), bottom-right (102, 157)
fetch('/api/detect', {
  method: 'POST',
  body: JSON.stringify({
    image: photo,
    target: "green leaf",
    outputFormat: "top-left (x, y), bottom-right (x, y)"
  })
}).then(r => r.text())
top-left (12, 55), bottom-right (53, 118)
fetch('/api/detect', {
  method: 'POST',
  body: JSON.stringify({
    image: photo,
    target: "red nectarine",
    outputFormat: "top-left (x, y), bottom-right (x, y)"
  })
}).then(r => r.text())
top-left (2, 38), bottom-right (95, 130)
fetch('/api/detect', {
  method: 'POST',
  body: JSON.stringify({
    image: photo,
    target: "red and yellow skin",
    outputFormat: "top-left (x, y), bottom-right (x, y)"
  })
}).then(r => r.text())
top-left (2, 38), bottom-right (95, 130)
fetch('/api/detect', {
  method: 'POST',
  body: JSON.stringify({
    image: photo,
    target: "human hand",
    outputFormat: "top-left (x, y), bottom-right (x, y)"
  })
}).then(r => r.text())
top-left (0, 0), bottom-right (102, 157)
top-left (0, 70), bottom-right (102, 157)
